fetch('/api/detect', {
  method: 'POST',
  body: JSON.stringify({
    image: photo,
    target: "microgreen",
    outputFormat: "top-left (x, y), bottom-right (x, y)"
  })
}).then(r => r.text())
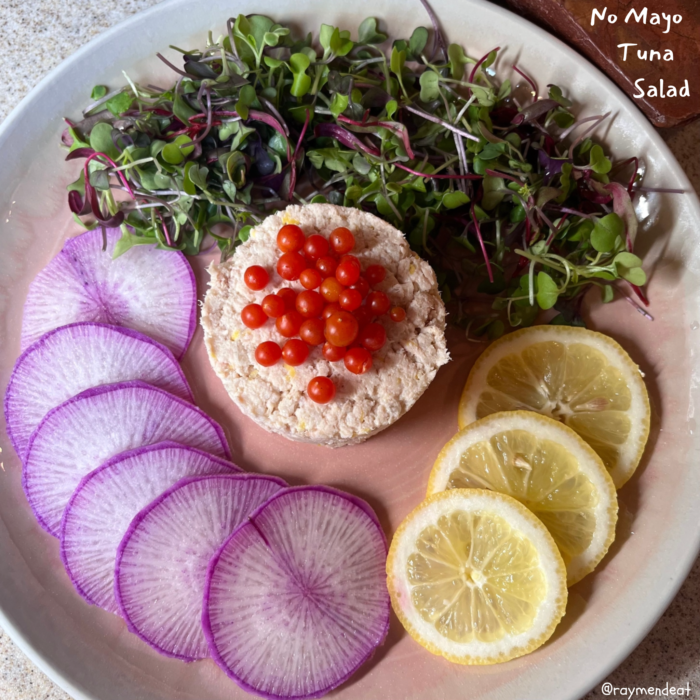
top-left (62, 7), bottom-right (656, 333)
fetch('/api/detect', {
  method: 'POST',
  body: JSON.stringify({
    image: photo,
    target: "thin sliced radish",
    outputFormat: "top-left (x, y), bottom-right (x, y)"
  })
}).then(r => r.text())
top-left (5, 323), bottom-right (193, 462)
top-left (203, 486), bottom-right (390, 699)
top-left (115, 473), bottom-right (286, 661)
top-left (21, 227), bottom-right (196, 358)
top-left (23, 381), bottom-right (230, 537)
top-left (60, 442), bottom-right (241, 614)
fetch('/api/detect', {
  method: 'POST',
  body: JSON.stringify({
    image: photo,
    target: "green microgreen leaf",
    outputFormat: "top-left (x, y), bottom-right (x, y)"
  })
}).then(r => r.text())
top-left (536, 272), bottom-right (559, 310)
top-left (589, 144), bottom-right (612, 174)
top-left (89, 122), bottom-right (120, 160)
top-left (106, 91), bottom-right (134, 116)
top-left (447, 44), bottom-right (473, 80)
top-left (407, 27), bottom-right (428, 59)
top-left (183, 162), bottom-right (197, 195)
top-left (320, 24), bottom-right (335, 51)
top-left (614, 252), bottom-right (642, 268)
top-left (330, 93), bottom-right (349, 118)
top-left (553, 110), bottom-right (575, 128)
top-left (223, 180), bottom-right (237, 201)
top-left (162, 135), bottom-right (194, 165)
top-left (478, 142), bottom-right (506, 160)
top-left (442, 191), bottom-right (470, 209)
top-left (591, 213), bottom-right (624, 253)
top-left (482, 175), bottom-right (505, 210)
top-left (113, 231), bottom-right (159, 258)
top-left (289, 53), bottom-right (312, 97)
top-left (548, 84), bottom-right (573, 108)
top-left (600, 285), bottom-right (615, 303)
top-left (173, 92), bottom-right (198, 124)
top-left (497, 80), bottom-right (512, 101)
top-left (620, 267), bottom-right (647, 285)
top-left (390, 46), bottom-right (406, 81)
top-left (358, 17), bottom-right (388, 44)
top-left (419, 70), bottom-right (439, 102)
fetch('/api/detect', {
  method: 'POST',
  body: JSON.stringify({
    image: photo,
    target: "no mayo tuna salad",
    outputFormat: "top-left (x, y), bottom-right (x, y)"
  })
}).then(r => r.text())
top-left (202, 203), bottom-right (449, 446)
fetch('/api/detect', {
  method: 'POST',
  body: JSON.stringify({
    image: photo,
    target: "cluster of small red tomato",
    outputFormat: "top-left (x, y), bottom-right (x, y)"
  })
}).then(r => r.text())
top-left (239, 224), bottom-right (407, 404)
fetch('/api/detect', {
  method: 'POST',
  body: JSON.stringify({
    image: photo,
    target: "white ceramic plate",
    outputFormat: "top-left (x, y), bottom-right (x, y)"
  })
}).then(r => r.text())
top-left (1, 1), bottom-right (699, 699)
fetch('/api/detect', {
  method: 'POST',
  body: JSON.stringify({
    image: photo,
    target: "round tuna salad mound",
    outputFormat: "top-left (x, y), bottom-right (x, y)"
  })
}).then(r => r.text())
top-left (201, 204), bottom-right (449, 448)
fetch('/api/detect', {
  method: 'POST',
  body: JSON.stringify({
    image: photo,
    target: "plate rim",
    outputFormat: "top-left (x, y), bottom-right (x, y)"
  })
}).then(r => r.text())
top-left (0, 0), bottom-right (699, 698)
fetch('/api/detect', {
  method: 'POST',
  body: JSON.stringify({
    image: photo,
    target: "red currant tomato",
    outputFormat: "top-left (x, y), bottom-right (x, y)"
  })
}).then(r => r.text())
top-left (300, 268), bottom-right (322, 290)
top-left (277, 224), bottom-right (305, 253)
top-left (329, 227), bottom-right (355, 254)
top-left (261, 294), bottom-right (286, 318)
top-left (244, 265), bottom-right (269, 291)
top-left (299, 318), bottom-right (325, 345)
top-left (303, 234), bottom-right (329, 261)
top-left (367, 290), bottom-right (391, 315)
top-left (344, 347), bottom-right (373, 374)
top-left (307, 376), bottom-right (336, 404)
top-left (350, 277), bottom-right (370, 299)
top-left (316, 256), bottom-right (338, 278)
top-left (241, 304), bottom-right (267, 329)
top-left (277, 288), bottom-right (297, 311)
top-left (335, 261), bottom-right (361, 287)
top-left (276, 310), bottom-right (304, 338)
top-left (353, 305), bottom-right (374, 329)
top-left (339, 254), bottom-right (361, 269)
top-left (320, 277), bottom-right (343, 303)
top-left (322, 302), bottom-right (342, 320)
top-left (324, 311), bottom-right (359, 347)
top-left (339, 288), bottom-right (363, 312)
top-left (277, 252), bottom-right (307, 281)
top-left (364, 264), bottom-right (386, 286)
top-left (390, 306), bottom-right (406, 322)
top-left (322, 342), bottom-right (347, 362)
top-left (255, 341), bottom-right (282, 367)
top-left (296, 290), bottom-right (324, 319)
top-left (281, 338), bottom-right (309, 366)
top-left (359, 322), bottom-right (386, 351)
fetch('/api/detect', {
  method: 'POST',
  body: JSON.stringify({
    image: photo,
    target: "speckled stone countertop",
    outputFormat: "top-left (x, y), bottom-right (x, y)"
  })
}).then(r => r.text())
top-left (1, 2), bottom-right (699, 699)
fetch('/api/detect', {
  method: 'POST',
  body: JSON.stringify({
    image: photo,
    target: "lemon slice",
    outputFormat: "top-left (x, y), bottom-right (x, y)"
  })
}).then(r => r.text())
top-left (458, 325), bottom-right (650, 488)
top-left (386, 489), bottom-right (567, 665)
top-left (427, 411), bottom-right (618, 585)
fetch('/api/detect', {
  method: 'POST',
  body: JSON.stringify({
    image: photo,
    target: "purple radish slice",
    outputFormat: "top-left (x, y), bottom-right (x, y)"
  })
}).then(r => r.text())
top-left (115, 473), bottom-right (286, 661)
top-left (20, 227), bottom-right (196, 359)
top-left (23, 380), bottom-right (230, 537)
top-left (60, 442), bottom-right (241, 614)
top-left (203, 485), bottom-right (390, 700)
top-left (5, 322), bottom-right (193, 462)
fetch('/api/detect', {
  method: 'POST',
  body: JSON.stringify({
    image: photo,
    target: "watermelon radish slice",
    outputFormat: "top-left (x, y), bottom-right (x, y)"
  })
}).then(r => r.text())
top-left (60, 442), bottom-right (241, 614)
top-left (5, 323), bottom-right (193, 462)
top-left (21, 227), bottom-right (196, 358)
top-left (115, 473), bottom-right (286, 661)
top-left (23, 381), bottom-right (230, 537)
top-left (203, 486), bottom-right (390, 699)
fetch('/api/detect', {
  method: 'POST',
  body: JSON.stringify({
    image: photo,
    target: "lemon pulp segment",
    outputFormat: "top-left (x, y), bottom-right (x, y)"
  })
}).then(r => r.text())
top-left (408, 509), bottom-right (546, 643)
